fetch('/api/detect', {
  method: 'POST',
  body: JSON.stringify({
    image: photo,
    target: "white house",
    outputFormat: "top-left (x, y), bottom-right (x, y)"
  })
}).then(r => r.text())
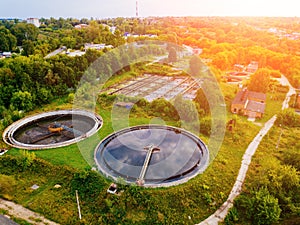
top-left (26, 18), bottom-right (40, 27)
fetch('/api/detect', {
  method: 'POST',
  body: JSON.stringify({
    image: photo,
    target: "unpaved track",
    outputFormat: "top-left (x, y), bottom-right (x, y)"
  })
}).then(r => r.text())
top-left (0, 198), bottom-right (59, 225)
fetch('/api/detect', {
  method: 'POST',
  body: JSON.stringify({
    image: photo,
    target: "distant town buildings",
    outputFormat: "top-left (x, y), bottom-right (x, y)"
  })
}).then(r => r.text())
top-left (124, 33), bottom-right (158, 39)
top-left (74, 24), bottom-right (89, 29)
top-left (245, 61), bottom-right (259, 73)
top-left (268, 27), bottom-right (300, 40)
top-left (0, 52), bottom-right (12, 59)
top-left (234, 64), bottom-right (244, 72)
top-left (224, 61), bottom-right (259, 83)
top-left (26, 18), bottom-right (40, 27)
top-left (181, 44), bottom-right (202, 56)
top-left (84, 43), bottom-right (113, 51)
top-left (101, 24), bottom-right (117, 34)
top-left (231, 89), bottom-right (266, 119)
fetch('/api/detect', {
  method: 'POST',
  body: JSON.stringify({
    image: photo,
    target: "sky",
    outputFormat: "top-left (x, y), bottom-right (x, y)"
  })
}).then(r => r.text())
top-left (1, 0), bottom-right (300, 19)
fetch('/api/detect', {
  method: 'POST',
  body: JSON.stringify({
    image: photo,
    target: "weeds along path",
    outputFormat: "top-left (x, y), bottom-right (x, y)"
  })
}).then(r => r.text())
top-left (197, 115), bottom-right (277, 225)
top-left (198, 76), bottom-right (294, 225)
top-left (0, 198), bottom-right (59, 225)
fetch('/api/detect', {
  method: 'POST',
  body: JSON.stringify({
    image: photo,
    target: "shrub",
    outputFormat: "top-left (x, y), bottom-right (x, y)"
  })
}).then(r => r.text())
top-left (71, 170), bottom-right (107, 199)
top-left (224, 207), bottom-right (239, 225)
top-left (18, 150), bottom-right (36, 171)
top-left (237, 188), bottom-right (281, 225)
top-left (0, 174), bottom-right (16, 199)
top-left (275, 108), bottom-right (300, 127)
top-left (67, 93), bottom-right (74, 103)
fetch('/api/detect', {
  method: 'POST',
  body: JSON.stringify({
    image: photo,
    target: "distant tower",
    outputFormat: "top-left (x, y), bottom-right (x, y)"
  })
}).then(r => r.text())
top-left (136, 0), bottom-right (139, 17)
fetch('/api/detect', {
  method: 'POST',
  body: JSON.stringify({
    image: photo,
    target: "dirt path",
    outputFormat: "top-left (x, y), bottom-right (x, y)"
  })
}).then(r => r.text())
top-left (0, 198), bottom-right (59, 225)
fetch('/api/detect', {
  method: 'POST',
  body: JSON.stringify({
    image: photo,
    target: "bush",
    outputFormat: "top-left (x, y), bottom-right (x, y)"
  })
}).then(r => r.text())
top-left (200, 117), bottom-right (212, 136)
top-left (275, 108), bottom-right (300, 127)
top-left (0, 174), bottom-right (16, 199)
top-left (10, 91), bottom-right (34, 112)
top-left (18, 150), bottom-right (36, 171)
top-left (71, 170), bottom-right (107, 199)
top-left (237, 188), bottom-right (281, 225)
top-left (224, 207), bottom-right (239, 225)
top-left (67, 93), bottom-right (75, 103)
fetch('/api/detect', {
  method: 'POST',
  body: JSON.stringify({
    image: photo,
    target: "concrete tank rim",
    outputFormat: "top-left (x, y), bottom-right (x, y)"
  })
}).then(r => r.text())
top-left (94, 124), bottom-right (210, 188)
top-left (2, 109), bottom-right (103, 150)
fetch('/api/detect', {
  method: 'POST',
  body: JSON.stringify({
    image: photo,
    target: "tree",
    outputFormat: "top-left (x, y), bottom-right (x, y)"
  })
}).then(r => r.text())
top-left (275, 108), bottom-right (300, 127)
top-left (34, 43), bottom-right (51, 57)
top-left (253, 157), bottom-right (300, 214)
top-left (0, 26), bottom-right (17, 52)
top-left (36, 87), bottom-right (52, 104)
top-left (212, 52), bottom-right (229, 70)
top-left (248, 68), bottom-right (271, 93)
top-left (0, 68), bottom-right (16, 107)
top-left (109, 51), bottom-right (122, 74)
top-left (22, 40), bottom-right (35, 56)
top-left (61, 36), bottom-right (76, 49)
top-left (189, 55), bottom-right (203, 76)
top-left (12, 23), bottom-right (39, 45)
top-left (168, 47), bottom-right (177, 63)
top-left (173, 94), bottom-right (198, 123)
top-left (194, 88), bottom-right (210, 115)
top-left (10, 91), bottom-right (34, 112)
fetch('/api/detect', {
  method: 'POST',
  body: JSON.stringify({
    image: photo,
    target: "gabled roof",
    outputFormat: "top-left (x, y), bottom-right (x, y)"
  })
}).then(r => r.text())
top-left (248, 91), bottom-right (266, 101)
top-left (232, 89), bottom-right (249, 105)
top-left (245, 100), bottom-right (266, 113)
top-left (232, 89), bottom-right (266, 105)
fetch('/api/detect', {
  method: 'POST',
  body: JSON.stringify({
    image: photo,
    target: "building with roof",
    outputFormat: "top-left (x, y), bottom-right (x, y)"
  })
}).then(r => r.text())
top-left (246, 61), bottom-right (259, 73)
top-left (231, 89), bottom-right (266, 119)
top-left (1, 52), bottom-right (12, 58)
top-left (74, 24), bottom-right (89, 29)
top-left (26, 18), bottom-right (40, 27)
top-left (84, 43), bottom-right (113, 51)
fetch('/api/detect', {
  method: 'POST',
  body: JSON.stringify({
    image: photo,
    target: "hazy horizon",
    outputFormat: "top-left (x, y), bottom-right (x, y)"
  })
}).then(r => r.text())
top-left (1, 0), bottom-right (300, 19)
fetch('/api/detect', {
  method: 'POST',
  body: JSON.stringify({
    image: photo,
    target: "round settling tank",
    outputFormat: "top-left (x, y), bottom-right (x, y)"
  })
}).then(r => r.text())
top-left (3, 110), bottom-right (102, 150)
top-left (95, 125), bottom-right (209, 187)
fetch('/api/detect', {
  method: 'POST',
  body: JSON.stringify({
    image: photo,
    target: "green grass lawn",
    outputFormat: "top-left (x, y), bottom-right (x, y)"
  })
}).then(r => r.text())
top-left (3, 103), bottom-right (263, 224)
top-left (1, 70), bottom-right (287, 224)
top-left (8, 145), bottom-right (90, 170)
top-left (258, 91), bottom-right (287, 123)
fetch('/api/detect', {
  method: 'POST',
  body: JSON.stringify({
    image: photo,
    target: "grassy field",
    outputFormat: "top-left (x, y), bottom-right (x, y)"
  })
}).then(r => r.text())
top-left (1, 70), bottom-right (289, 224)
top-left (258, 91), bottom-right (287, 123)
top-left (1, 114), bottom-right (261, 224)
top-left (234, 124), bottom-right (300, 225)
top-left (2, 100), bottom-right (265, 225)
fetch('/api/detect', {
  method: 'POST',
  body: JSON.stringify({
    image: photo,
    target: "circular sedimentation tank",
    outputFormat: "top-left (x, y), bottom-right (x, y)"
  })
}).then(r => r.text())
top-left (3, 110), bottom-right (103, 150)
top-left (95, 125), bottom-right (209, 187)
